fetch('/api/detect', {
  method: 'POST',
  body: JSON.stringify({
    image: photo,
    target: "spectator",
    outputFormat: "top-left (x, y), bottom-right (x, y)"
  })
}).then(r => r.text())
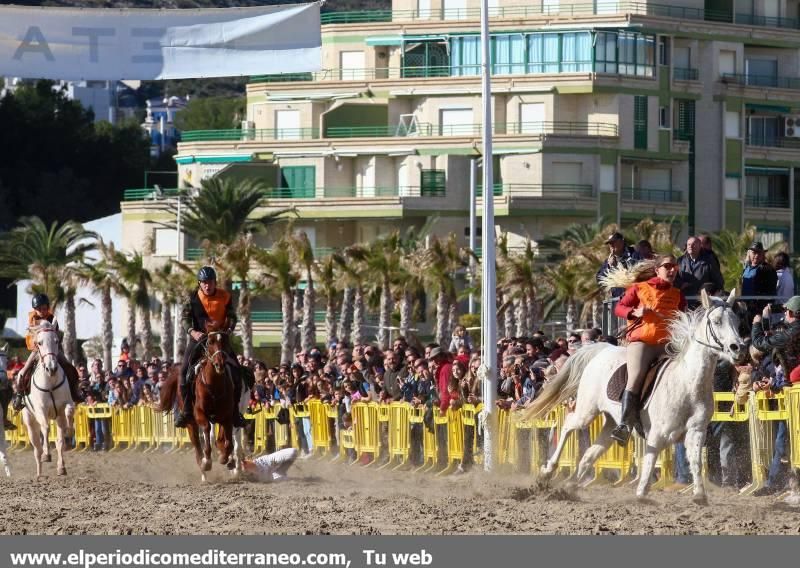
top-left (580, 328), bottom-right (601, 346)
top-left (676, 236), bottom-right (724, 304)
top-left (635, 239), bottom-right (655, 261)
top-left (698, 234), bottom-right (722, 274)
top-left (742, 242), bottom-right (778, 321)
top-left (750, 296), bottom-right (800, 496)
top-left (774, 252), bottom-right (795, 302)
top-left (382, 350), bottom-right (407, 401)
top-left (448, 325), bottom-right (474, 354)
top-left (596, 232), bottom-right (638, 297)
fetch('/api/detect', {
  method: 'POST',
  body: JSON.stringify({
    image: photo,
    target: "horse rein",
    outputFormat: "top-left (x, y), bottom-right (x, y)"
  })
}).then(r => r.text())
top-left (693, 304), bottom-right (729, 352)
top-left (29, 328), bottom-right (66, 413)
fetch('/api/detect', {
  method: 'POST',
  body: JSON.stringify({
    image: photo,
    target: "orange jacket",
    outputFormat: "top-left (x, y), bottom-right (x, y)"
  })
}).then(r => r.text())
top-left (25, 309), bottom-right (55, 351)
top-left (615, 278), bottom-right (686, 345)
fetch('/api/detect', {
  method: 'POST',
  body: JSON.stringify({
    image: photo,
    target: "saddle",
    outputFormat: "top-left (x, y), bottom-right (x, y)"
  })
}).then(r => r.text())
top-left (606, 356), bottom-right (671, 406)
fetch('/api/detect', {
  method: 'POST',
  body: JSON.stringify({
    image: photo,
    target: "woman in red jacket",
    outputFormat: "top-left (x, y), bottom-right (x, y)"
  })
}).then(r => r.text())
top-left (611, 254), bottom-right (686, 444)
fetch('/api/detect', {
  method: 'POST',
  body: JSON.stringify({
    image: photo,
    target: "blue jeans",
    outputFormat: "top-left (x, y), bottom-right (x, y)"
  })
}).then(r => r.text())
top-left (674, 442), bottom-right (691, 484)
top-left (766, 421), bottom-right (789, 489)
top-left (94, 419), bottom-right (110, 450)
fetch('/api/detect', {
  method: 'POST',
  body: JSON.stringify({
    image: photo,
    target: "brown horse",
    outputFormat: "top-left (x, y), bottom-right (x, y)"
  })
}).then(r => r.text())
top-left (160, 328), bottom-right (236, 482)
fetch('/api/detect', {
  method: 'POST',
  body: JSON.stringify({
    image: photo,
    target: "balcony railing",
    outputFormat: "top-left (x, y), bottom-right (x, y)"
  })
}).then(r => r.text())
top-left (721, 73), bottom-right (800, 90)
top-left (744, 194), bottom-right (790, 208)
top-left (622, 187), bottom-right (683, 202)
top-left (316, 3), bottom-right (800, 30)
top-left (745, 135), bottom-right (800, 149)
top-left (122, 187), bottom-right (181, 200)
top-left (479, 183), bottom-right (595, 198)
top-left (180, 121), bottom-right (618, 143)
top-left (673, 67), bottom-right (699, 81)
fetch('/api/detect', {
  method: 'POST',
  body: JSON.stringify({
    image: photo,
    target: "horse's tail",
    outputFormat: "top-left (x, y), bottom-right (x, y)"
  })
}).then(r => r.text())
top-left (517, 343), bottom-right (609, 422)
top-left (159, 367), bottom-right (180, 414)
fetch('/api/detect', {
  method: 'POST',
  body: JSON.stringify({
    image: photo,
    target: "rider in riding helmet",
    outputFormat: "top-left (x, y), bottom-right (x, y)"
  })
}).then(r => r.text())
top-left (611, 254), bottom-right (686, 445)
top-left (12, 293), bottom-right (84, 412)
top-left (174, 266), bottom-right (245, 429)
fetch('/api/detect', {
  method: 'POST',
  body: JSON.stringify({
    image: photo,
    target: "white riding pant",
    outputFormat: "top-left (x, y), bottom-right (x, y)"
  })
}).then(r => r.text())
top-left (252, 448), bottom-right (298, 480)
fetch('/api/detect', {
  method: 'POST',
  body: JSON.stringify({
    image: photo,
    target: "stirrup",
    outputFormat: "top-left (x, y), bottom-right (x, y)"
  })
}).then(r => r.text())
top-left (610, 423), bottom-right (631, 445)
top-left (11, 394), bottom-right (26, 412)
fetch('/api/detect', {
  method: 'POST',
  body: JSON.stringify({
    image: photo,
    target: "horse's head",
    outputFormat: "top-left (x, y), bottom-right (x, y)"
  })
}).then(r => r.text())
top-left (205, 330), bottom-right (227, 374)
top-left (31, 322), bottom-right (60, 375)
top-left (699, 288), bottom-right (746, 363)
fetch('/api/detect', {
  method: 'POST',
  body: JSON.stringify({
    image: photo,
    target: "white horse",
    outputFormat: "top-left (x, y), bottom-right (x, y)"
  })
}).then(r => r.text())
top-left (22, 322), bottom-right (73, 479)
top-left (522, 289), bottom-right (744, 504)
top-left (0, 345), bottom-right (12, 477)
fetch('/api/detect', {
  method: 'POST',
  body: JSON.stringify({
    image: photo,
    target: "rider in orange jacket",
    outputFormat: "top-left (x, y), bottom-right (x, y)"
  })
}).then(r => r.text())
top-left (611, 255), bottom-right (686, 444)
top-left (12, 294), bottom-right (83, 412)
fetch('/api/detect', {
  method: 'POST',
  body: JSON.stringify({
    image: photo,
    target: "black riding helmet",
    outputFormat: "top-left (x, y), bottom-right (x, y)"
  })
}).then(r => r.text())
top-left (32, 293), bottom-right (50, 309)
top-left (197, 266), bottom-right (217, 282)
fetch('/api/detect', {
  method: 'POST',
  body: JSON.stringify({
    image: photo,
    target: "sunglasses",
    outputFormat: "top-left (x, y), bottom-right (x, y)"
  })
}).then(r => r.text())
top-left (658, 262), bottom-right (677, 269)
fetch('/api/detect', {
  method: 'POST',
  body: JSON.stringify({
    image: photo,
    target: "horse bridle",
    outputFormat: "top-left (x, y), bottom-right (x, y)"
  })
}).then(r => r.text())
top-left (693, 304), bottom-right (729, 353)
top-left (29, 327), bottom-right (66, 412)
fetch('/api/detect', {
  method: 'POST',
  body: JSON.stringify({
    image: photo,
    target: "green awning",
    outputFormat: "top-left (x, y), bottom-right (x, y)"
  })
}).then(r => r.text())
top-left (366, 35), bottom-right (403, 46)
top-left (745, 103), bottom-right (792, 113)
top-left (745, 166), bottom-right (790, 176)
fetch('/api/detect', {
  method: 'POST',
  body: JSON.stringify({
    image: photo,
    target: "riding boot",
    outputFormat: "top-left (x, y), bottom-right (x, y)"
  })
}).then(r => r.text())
top-left (59, 355), bottom-right (84, 404)
top-left (174, 370), bottom-right (195, 428)
top-left (232, 368), bottom-right (245, 428)
top-left (611, 390), bottom-right (640, 446)
top-left (12, 368), bottom-right (33, 411)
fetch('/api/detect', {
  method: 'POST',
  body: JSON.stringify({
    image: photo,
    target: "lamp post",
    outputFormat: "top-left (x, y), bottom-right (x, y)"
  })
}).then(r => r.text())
top-left (479, 0), bottom-right (497, 471)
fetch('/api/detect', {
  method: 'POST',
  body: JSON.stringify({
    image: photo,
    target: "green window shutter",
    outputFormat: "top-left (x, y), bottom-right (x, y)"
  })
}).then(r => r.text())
top-left (676, 99), bottom-right (695, 138)
top-left (634, 96), bottom-right (648, 150)
top-left (420, 169), bottom-right (446, 197)
top-left (280, 166), bottom-right (315, 198)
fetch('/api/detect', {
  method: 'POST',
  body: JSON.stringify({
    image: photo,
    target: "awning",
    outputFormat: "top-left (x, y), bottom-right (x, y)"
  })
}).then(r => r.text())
top-left (366, 35), bottom-right (404, 46)
top-left (175, 154), bottom-right (253, 165)
top-left (745, 166), bottom-right (790, 176)
top-left (266, 91), bottom-right (364, 101)
top-left (745, 103), bottom-right (791, 113)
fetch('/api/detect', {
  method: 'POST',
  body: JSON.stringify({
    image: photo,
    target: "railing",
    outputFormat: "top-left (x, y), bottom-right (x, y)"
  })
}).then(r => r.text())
top-left (744, 194), bottom-right (790, 208)
top-left (122, 187), bottom-right (181, 200)
top-left (181, 128), bottom-right (319, 142)
top-left (251, 311), bottom-right (327, 323)
top-left (621, 187), bottom-right (683, 202)
top-left (721, 73), bottom-right (800, 90)
top-left (673, 129), bottom-right (693, 141)
top-left (673, 67), bottom-right (699, 81)
top-left (180, 121), bottom-right (618, 143)
top-left (479, 183), bottom-right (595, 198)
top-left (317, 3), bottom-right (800, 30)
top-left (745, 135), bottom-right (800, 149)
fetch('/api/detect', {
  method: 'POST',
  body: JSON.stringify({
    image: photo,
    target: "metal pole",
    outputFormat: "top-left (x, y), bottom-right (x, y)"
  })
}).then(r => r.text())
top-left (469, 158), bottom-right (477, 314)
top-left (172, 195), bottom-right (183, 361)
top-left (480, 0), bottom-right (497, 472)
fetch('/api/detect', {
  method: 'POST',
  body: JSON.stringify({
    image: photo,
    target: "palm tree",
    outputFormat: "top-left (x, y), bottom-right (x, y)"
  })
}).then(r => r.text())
top-left (292, 231), bottom-right (317, 352)
top-left (79, 240), bottom-right (127, 371)
top-left (150, 177), bottom-right (294, 357)
top-left (421, 234), bottom-right (473, 346)
top-left (541, 263), bottom-right (582, 331)
top-left (315, 254), bottom-right (339, 348)
top-left (502, 239), bottom-right (538, 337)
top-left (496, 233), bottom-right (516, 337)
top-left (713, 225), bottom-right (757, 292)
top-left (151, 262), bottom-right (191, 360)
top-left (0, 217), bottom-right (97, 362)
top-left (335, 249), bottom-right (367, 346)
top-left (397, 248), bottom-right (425, 339)
top-left (115, 251), bottom-right (154, 360)
top-left (255, 237), bottom-right (297, 364)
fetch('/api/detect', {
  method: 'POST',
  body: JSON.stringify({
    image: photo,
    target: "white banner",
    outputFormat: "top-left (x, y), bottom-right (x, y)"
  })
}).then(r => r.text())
top-left (0, 3), bottom-right (321, 80)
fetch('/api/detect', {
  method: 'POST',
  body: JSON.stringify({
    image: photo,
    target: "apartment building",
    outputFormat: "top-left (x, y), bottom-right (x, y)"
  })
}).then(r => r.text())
top-left (121, 0), bottom-right (800, 345)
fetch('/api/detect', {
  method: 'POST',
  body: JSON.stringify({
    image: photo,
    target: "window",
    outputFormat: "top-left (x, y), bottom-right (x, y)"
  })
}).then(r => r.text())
top-left (745, 58), bottom-right (778, 87)
top-left (675, 99), bottom-right (695, 138)
top-left (634, 96), bottom-right (648, 150)
top-left (421, 169), bottom-right (446, 196)
top-left (594, 31), bottom-right (654, 76)
top-left (719, 50), bottom-right (736, 78)
top-left (552, 162), bottom-right (582, 185)
top-left (599, 164), bottom-right (616, 193)
top-left (561, 32), bottom-right (592, 72)
top-left (747, 116), bottom-right (779, 146)
top-left (745, 171), bottom-right (789, 207)
top-left (658, 36), bottom-right (669, 66)
top-left (450, 36), bottom-right (480, 76)
top-left (279, 166), bottom-right (315, 198)
top-left (724, 178), bottom-right (740, 200)
top-left (154, 228), bottom-right (178, 257)
top-left (275, 109), bottom-right (301, 140)
top-left (519, 102), bottom-right (545, 134)
top-left (440, 108), bottom-right (474, 136)
top-left (659, 105), bottom-right (670, 128)
top-left (340, 51), bottom-right (366, 80)
top-left (493, 34), bottom-right (525, 75)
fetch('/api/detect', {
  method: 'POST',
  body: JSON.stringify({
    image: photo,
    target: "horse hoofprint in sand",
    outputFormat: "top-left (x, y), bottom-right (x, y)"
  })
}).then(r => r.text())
top-left (22, 321), bottom-right (74, 479)
top-left (520, 289), bottom-right (745, 504)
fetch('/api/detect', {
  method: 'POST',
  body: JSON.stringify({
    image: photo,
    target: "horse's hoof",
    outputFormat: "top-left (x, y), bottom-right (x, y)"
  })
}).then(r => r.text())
top-left (692, 493), bottom-right (708, 506)
top-left (201, 459), bottom-right (212, 472)
top-left (44, 454), bottom-right (51, 463)
top-left (57, 467), bottom-right (66, 476)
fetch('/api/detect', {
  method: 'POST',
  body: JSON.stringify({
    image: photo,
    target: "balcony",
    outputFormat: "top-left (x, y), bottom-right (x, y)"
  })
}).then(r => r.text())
top-left (316, 3), bottom-right (800, 30)
top-left (621, 187), bottom-right (683, 202)
top-left (744, 194), bottom-right (790, 208)
top-left (179, 121), bottom-right (618, 143)
top-left (673, 67), bottom-right (699, 81)
top-left (123, 187), bottom-right (181, 200)
top-left (478, 183), bottom-right (594, 198)
top-left (722, 73), bottom-right (800, 90)
top-left (745, 135), bottom-right (800, 149)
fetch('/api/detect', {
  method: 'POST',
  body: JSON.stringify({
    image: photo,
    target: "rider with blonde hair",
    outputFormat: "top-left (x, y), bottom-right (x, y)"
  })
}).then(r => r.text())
top-left (611, 254), bottom-right (686, 444)
top-left (12, 294), bottom-right (83, 412)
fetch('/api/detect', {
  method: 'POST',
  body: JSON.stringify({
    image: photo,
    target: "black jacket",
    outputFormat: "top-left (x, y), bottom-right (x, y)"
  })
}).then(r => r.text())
top-left (180, 289), bottom-right (237, 335)
top-left (751, 319), bottom-right (800, 377)
top-left (676, 253), bottom-right (724, 297)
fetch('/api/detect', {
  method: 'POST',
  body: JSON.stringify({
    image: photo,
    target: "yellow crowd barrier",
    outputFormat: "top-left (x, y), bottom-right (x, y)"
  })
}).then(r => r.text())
top-left (741, 389), bottom-right (788, 495)
top-left (787, 385), bottom-right (800, 471)
top-left (382, 402), bottom-right (411, 470)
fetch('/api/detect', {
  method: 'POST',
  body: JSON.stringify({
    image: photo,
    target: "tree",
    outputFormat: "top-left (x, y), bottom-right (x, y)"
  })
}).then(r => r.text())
top-left (292, 231), bottom-right (317, 351)
top-left (501, 239), bottom-right (539, 337)
top-left (713, 224), bottom-right (758, 293)
top-left (115, 252), bottom-right (154, 361)
top-left (315, 254), bottom-right (339, 349)
top-left (173, 96), bottom-right (245, 131)
top-left (255, 238), bottom-right (297, 365)
top-left (0, 216), bottom-right (96, 362)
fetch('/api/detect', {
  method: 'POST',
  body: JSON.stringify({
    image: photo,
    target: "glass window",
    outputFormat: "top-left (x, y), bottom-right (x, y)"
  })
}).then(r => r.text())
top-left (561, 33), bottom-right (592, 73)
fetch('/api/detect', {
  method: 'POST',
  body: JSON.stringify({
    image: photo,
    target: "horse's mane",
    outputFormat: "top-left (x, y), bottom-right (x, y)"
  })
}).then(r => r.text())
top-left (666, 300), bottom-right (728, 359)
